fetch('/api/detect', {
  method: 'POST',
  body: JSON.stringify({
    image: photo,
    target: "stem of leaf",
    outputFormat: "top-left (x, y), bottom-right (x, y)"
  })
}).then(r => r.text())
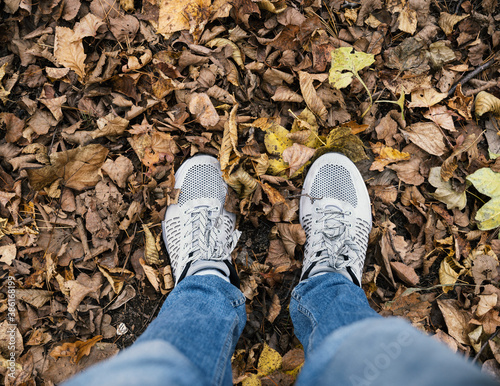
top-left (356, 73), bottom-right (373, 118)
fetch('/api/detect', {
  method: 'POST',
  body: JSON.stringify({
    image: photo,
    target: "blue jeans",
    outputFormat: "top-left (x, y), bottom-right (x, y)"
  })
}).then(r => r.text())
top-left (65, 273), bottom-right (496, 386)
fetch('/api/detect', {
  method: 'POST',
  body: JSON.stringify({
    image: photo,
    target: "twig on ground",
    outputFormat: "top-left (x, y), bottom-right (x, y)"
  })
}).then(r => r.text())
top-left (447, 58), bottom-right (496, 98)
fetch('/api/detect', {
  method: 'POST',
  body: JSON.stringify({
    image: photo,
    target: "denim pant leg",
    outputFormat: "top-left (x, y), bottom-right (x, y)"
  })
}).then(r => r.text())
top-left (64, 275), bottom-right (247, 386)
top-left (290, 273), bottom-right (496, 386)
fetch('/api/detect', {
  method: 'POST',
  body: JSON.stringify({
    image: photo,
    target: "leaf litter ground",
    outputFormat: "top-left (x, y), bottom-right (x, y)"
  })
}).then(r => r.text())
top-left (1, 0), bottom-right (500, 384)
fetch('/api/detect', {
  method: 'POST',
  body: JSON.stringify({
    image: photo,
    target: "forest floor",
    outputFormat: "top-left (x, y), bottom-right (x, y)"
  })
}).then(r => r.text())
top-left (1, 0), bottom-right (500, 384)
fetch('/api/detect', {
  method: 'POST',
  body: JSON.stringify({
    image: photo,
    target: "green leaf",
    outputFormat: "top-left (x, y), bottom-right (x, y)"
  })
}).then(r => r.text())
top-left (328, 47), bottom-right (375, 90)
top-left (466, 168), bottom-right (500, 230)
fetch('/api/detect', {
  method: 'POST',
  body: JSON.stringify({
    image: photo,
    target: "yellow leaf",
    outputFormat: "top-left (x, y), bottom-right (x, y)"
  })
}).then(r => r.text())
top-left (475, 91), bottom-right (500, 118)
top-left (264, 123), bottom-right (292, 156)
top-left (54, 26), bottom-right (86, 80)
top-left (439, 253), bottom-right (466, 293)
top-left (466, 168), bottom-right (500, 230)
top-left (157, 0), bottom-right (211, 40)
top-left (241, 374), bottom-right (261, 386)
top-left (258, 344), bottom-right (282, 375)
top-left (328, 47), bottom-right (375, 89)
top-left (143, 224), bottom-right (162, 265)
top-left (268, 158), bottom-right (289, 177)
top-left (290, 108), bottom-right (321, 148)
top-left (140, 258), bottom-right (161, 291)
top-left (370, 143), bottom-right (410, 172)
top-left (316, 126), bottom-right (367, 162)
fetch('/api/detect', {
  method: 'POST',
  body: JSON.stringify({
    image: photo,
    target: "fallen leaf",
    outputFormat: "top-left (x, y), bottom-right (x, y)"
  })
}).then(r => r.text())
top-left (54, 26), bottom-right (86, 80)
top-left (408, 88), bottom-right (448, 108)
top-left (189, 93), bottom-right (220, 128)
top-left (277, 223), bottom-right (306, 256)
top-left (282, 143), bottom-right (315, 177)
top-left (475, 91), bottom-right (500, 118)
top-left (93, 114), bottom-right (129, 138)
top-left (439, 12), bottom-right (469, 35)
top-left (157, 0), bottom-right (211, 40)
top-left (16, 289), bottom-right (53, 308)
top-left (329, 47), bottom-right (375, 89)
top-left (97, 264), bottom-right (134, 294)
top-left (0, 243), bottom-right (16, 265)
top-left (266, 293), bottom-right (281, 323)
top-left (299, 71), bottom-right (328, 122)
top-left (258, 343), bottom-right (282, 376)
top-left (101, 156), bottom-right (134, 188)
top-left (402, 122), bottom-right (447, 156)
top-left (26, 144), bottom-right (109, 191)
top-left (370, 143), bottom-right (411, 172)
top-left (437, 299), bottom-right (471, 345)
top-left (50, 335), bottom-right (103, 364)
top-left (390, 261), bottom-right (419, 286)
top-left (466, 168), bottom-right (500, 230)
top-left (476, 294), bottom-right (497, 317)
top-left (264, 123), bottom-right (293, 156)
top-left (219, 104), bottom-right (241, 170)
top-left (428, 167), bottom-right (466, 210)
top-left (143, 224), bottom-right (162, 265)
top-left (423, 105), bottom-right (456, 132)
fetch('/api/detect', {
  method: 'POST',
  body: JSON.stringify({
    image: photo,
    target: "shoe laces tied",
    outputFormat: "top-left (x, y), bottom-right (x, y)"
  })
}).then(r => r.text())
top-left (311, 206), bottom-right (362, 270)
top-left (185, 206), bottom-right (239, 261)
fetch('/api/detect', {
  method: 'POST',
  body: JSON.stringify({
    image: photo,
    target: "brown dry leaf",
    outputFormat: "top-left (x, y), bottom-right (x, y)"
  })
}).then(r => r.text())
top-left (26, 328), bottom-right (52, 346)
top-left (439, 12), bottom-right (469, 35)
top-left (402, 122), bottom-right (447, 156)
top-left (226, 167), bottom-right (258, 198)
top-left (109, 15), bottom-right (140, 43)
top-left (277, 223), bottom-right (306, 256)
top-left (398, 5), bottom-right (418, 34)
top-left (370, 143), bottom-right (410, 172)
top-left (219, 103), bottom-right (241, 170)
top-left (476, 294), bottom-right (497, 317)
top-left (139, 258), bottom-right (161, 291)
top-left (50, 335), bottom-right (103, 364)
top-left (260, 183), bottom-right (286, 206)
top-left (390, 261), bottom-right (419, 286)
top-left (97, 264), bottom-right (134, 294)
top-left (54, 26), bottom-right (86, 80)
top-left (93, 114), bottom-right (129, 138)
top-left (0, 243), bottom-right (16, 265)
top-left (143, 224), bottom-right (162, 265)
top-left (282, 348), bottom-right (305, 372)
top-left (26, 144), bottom-right (109, 191)
top-left (272, 86), bottom-right (304, 103)
top-left (74, 13), bottom-right (104, 39)
top-left (39, 95), bottom-right (67, 121)
top-left (437, 299), bottom-right (471, 345)
top-left (423, 105), bottom-right (456, 132)
top-left (16, 289), bottom-right (53, 308)
top-left (408, 88), bottom-right (448, 108)
top-left (266, 293), bottom-right (281, 323)
top-left (101, 156), bottom-right (134, 188)
top-left (157, 0), bottom-right (211, 40)
top-left (189, 93), bottom-right (220, 128)
top-left (440, 134), bottom-right (477, 181)
top-left (475, 91), bottom-right (500, 118)
top-left (0, 321), bottom-right (23, 356)
top-left (64, 273), bottom-right (102, 314)
top-left (298, 71), bottom-right (328, 122)
top-left (282, 143), bottom-right (315, 177)
top-left (448, 84), bottom-right (473, 120)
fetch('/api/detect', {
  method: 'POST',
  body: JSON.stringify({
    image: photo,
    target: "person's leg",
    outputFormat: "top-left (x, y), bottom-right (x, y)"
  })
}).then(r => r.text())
top-left (65, 155), bottom-right (246, 386)
top-left (291, 153), bottom-right (496, 385)
top-left (64, 274), bottom-right (246, 386)
top-left (291, 274), bottom-right (496, 386)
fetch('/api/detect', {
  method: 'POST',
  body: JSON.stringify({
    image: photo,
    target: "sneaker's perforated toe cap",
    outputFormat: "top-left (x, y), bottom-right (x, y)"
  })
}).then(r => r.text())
top-left (178, 163), bottom-right (227, 206)
top-left (310, 164), bottom-right (358, 207)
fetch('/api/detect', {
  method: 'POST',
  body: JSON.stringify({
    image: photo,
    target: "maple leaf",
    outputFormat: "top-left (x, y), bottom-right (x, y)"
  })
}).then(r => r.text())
top-left (466, 168), bottom-right (500, 230)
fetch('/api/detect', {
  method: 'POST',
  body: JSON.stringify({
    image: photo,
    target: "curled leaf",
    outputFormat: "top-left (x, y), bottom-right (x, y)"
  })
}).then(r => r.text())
top-left (226, 167), bottom-right (258, 198)
top-left (475, 91), bottom-right (500, 118)
top-left (206, 38), bottom-right (244, 69)
top-left (439, 12), bottom-right (468, 36)
top-left (219, 103), bottom-right (241, 170)
top-left (143, 224), bottom-right (162, 265)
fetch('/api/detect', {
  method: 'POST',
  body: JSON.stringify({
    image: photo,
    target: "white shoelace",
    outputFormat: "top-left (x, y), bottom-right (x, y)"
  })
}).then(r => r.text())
top-left (184, 206), bottom-right (239, 262)
top-left (310, 206), bottom-right (363, 270)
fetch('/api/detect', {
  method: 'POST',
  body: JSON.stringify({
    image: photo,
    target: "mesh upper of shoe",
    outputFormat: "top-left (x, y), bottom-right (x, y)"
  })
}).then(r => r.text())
top-left (178, 164), bottom-right (227, 205)
top-left (301, 158), bottom-right (371, 284)
top-left (163, 158), bottom-right (240, 282)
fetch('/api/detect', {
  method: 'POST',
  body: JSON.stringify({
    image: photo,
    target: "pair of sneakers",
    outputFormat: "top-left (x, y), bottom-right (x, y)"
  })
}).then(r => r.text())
top-left (162, 153), bottom-right (372, 287)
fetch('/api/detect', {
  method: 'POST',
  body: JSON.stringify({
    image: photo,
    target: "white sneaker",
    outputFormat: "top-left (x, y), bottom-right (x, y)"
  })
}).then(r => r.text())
top-left (162, 155), bottom-right (241, 286)
top-left (300, 153), bottom-right (372, 286)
